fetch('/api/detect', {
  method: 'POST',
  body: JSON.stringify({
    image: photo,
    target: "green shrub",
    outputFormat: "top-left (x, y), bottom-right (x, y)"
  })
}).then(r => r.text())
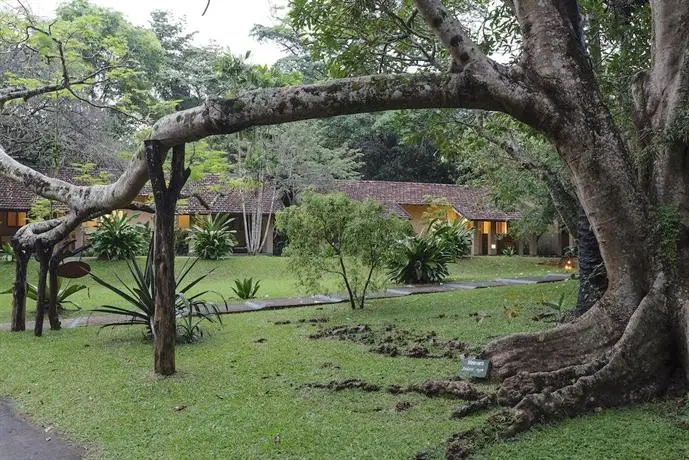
top-left (428, 218), bottom-right (472, 261)
top-left (91, 213), bottom-right (147, 260)
top-left (0, 242), bottom-right (14, 262)
top-left (388, 234), bottom-right (451, 284)
top-left (502, 246), bottom-right (517, 256)
top-left (90, 253), bottom-right (224, 340)
top-left (232, 277), bottom-right (261, 299)
top-left (188, 215), bottom-right (237, 260)
top-left (276, 193), bottom-right (408, 309)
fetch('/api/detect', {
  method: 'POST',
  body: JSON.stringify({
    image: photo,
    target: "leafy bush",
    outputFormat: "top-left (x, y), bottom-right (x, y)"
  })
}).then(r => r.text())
top-left (91, 213), bottom-right (147, 260)
top-left (428, 218), bottom-right (472, 261)
top-left (188, 215), bottom-right (237, 260)
top-left (388, 234), bottom-right (451, 284)
top-left (276, 193), bottom-right (407, 309)
top-left (90, 253), bottom-right (224, 340)
top-left (0, 242), bottom-right (14, 262)
top-left (232, 277), bottom-right (261, 299)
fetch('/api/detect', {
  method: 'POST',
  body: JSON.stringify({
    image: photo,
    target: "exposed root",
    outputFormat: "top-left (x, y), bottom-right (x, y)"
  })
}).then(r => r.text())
top-left (497, 359), bottom-right (606, 405)
top-left (450, 396), bottom-right (495, 419)
top-left (484, 293), bottom-right (628, 381)
top-left (500, 275), bottom-right (673, 437)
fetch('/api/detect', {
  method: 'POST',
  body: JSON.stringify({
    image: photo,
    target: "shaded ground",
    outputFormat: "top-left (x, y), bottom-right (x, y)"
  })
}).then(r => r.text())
top-left (0, 400), bottom-right (84, 460)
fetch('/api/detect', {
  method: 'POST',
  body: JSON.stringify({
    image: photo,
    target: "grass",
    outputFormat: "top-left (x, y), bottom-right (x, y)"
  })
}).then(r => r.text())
top-left (1, 273), bottom-right (686, 459)
top-left (0, 255), bottom-right (564, 324)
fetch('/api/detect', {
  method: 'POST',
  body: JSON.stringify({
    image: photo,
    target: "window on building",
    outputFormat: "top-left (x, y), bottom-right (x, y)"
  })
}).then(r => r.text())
top-left (496, 221), bottom-right (508, 234)
top-left (5, 211), bottom-right (27, 228)
top-left (178, 215), bottom-right (191, 229)
top-left (482, 221), bottom-right (491, 234)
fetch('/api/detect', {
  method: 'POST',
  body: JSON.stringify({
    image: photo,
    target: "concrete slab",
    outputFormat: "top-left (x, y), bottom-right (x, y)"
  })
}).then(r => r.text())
top-left (495, 278), bottom-right (539, 285)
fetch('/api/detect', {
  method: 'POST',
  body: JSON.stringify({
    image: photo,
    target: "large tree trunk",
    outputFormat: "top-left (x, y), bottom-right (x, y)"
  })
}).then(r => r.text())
top-left (146, 141), bottom-right (190, 376)
top-left (10, 239), bottom-right (30, 332)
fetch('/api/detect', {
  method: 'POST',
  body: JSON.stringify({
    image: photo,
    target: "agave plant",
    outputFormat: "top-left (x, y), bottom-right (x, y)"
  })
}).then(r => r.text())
top-left (232, 277), bottom-right (261, 299)
top-left (91, 213), bottom-right (147, 260)
top-left (188, 214), bottom-right (237, 260)
top-left (90, 253), bottom-right (224, 339)
top-left (1, 278), bottom-right (87, 311)
top-left (388, 234), bottom-right (451, 284)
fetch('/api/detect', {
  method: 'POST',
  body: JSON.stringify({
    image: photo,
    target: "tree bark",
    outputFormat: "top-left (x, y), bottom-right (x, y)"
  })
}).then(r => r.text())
top-left (33, 240), bottom-right (52, 337)
top-left (10, 240), bottom-right (30, 332)
top-left (145, 141), bottom-right (190, 376)
top-left (575, 210), bottom-right (606, 316)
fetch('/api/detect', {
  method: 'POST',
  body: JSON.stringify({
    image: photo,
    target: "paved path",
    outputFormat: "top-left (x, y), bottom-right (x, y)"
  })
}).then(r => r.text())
top-left (1, 273), bottom-right (571, 331)
top-left (0, 400), bottom-right (84, 460)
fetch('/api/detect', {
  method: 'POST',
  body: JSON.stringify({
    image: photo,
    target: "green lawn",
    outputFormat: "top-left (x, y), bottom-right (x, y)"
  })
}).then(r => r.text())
top-left (0, 255), bottom-right (564, 324)
top-left (0, 275), bottom-right (686, 459)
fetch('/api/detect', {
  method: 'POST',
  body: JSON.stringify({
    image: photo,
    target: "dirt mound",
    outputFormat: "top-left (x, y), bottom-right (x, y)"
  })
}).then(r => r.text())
top-left (309, 323), bottom-right (469, 359)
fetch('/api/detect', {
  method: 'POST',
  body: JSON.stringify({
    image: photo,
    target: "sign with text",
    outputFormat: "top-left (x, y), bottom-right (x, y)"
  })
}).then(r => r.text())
top-left (459, 358), bottom-right (490, 379)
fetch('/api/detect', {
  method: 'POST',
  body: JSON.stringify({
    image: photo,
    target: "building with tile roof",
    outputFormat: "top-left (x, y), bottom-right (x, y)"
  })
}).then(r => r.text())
top-left (0, 172), bottom-right (566, 256)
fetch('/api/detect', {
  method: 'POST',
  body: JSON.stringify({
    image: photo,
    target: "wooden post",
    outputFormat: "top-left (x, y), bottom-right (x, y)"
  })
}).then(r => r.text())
top-left (34, 240), bottom-right (52, 337)
top-left (10, 240), bottom-right (30, 332)
top-left (145, 141), bottom-right (190, 376)
top-left (47, 240), bottom-right (74, 331)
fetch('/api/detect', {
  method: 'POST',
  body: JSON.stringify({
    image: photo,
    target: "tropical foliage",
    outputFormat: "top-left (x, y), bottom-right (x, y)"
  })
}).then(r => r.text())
top-left (188, 215), bottom-right (237, 260)
top-left (427, 218), bottom-right (472, 261)
top-left (388, 234), bottom-right (451, 284)
top-left (1, 278), bottom-right (87, 311)
top-left (232, 277), bottom-right (262, 299)
top-left (90, 254), bottom-right (224, 340)
top-left (0, 243), bottom-right (14, 262)
top-left (91, 213), bottom-right (147, 260)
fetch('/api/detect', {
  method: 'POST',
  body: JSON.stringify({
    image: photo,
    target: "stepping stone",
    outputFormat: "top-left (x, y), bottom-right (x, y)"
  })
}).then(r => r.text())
top-left (444, 283), bottom-right (480, 290)
top-left (495, 278), bottom-right (539, 285)
top-left (245, 301), bottom-right (266, 310)
top-left (385, 288), bottom-right (411, 296)
top-left (312, 294), bottom-right (345, 303)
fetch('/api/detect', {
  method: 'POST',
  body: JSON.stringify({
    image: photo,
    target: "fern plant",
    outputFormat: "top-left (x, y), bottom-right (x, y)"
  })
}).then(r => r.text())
top-left (232, 277), bottom-right (261, 299)
top-left (188, 215), bottom-right (237, 260)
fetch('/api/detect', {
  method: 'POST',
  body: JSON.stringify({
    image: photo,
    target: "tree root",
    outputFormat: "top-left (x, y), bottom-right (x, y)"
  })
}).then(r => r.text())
top-left (483, 293), bottom-right (625, 381)
top-left (446, 275), bottom-right (678, 457)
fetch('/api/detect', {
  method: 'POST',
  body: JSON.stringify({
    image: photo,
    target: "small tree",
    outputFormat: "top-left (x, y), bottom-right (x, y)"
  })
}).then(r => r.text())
top-left (276, 193), bottom-right (406, 309)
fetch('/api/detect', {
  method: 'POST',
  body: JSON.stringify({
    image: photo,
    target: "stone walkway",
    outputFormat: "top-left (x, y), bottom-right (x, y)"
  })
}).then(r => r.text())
top-left (217, 272), bottom-right (571, 313)
top-left (1, 273), bottom-right (571, 331)
top-left (0, 400), bottom-right (84, 460)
